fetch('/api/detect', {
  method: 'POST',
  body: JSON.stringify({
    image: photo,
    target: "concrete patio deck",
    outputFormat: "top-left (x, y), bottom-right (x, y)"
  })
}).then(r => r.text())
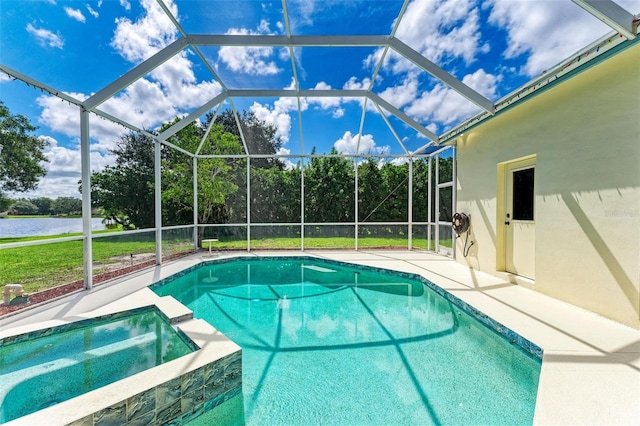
top-left (2, 250), bottom-right (638, 425)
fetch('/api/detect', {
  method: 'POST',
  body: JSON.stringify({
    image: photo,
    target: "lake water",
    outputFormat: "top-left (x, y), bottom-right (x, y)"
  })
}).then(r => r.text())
top-left (0, 217), bottom-right (107, 238)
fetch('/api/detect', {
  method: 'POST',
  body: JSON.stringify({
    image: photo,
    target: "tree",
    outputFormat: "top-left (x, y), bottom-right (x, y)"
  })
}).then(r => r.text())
top-left (380, 162), bottom-right (409, 222)
top-left (162, 121), bottom-right (243, 228)
top-left (31, 197), bottom-right (54, 215)
top-left (52, 197), bottom-right (82, 215)
top-left (11, 199), bottom-right (38, 215)
top-left (0, 101), bottom-right (49, 203)
top-left (88, 132), bottom-right (155, 229)
top-left (411, 158), bottom-right (429, 222)
top-left (358, 158), bottom-right (385, 222)
top-left (304, 148), bottom-right (355, 222)
top-left (250, 166), bottom-right (301, 223)
top-left (89, 113), bottom-right (278, 230)
top-left (0, 194), bottom-right (11, 212)
top-left (208, 110), bottom-right (284, 170)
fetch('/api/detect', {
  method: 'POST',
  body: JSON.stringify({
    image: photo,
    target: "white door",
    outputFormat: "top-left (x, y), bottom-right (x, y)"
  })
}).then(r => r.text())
top-left (505, 158), bottom-right (535, 279)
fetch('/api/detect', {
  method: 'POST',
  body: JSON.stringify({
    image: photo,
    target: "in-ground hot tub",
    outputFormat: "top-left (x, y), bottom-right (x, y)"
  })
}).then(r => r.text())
top-left (0, 306), bottom-right (196, 424)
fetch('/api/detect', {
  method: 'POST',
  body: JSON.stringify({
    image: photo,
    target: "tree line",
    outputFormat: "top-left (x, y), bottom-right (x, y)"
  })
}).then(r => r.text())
top-left (0, 100), bottom-right (452, 231)
top-left (89, 110), bottom-right (453, 233)
top-left (3, 197), bottom-right (83, 216)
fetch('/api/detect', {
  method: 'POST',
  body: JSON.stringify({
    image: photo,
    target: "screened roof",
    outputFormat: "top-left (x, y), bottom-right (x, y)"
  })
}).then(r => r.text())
top-left (1, 0), bottom-right (638, 193)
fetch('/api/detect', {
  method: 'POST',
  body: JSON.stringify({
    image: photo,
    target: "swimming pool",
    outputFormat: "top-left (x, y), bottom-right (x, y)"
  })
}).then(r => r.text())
top-left (152, 257), bottom-right (542, 425)
top-left (0, 306), bottom-right (197, 423)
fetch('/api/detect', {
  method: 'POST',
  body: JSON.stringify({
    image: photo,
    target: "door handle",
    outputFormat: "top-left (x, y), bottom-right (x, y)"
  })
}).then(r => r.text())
top-left (504, 221), bottom-right (510, 225)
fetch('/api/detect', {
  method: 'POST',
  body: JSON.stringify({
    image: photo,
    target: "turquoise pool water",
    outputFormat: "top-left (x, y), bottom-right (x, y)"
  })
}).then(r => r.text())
top-left (153, 257), bottom-right (541, 425)
top-left (0, 307), bottom-right (196, 423)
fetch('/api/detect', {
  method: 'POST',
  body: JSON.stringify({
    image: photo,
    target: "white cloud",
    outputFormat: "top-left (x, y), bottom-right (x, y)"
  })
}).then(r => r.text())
top-left (218, 20), bottom-right (283, 76)
top-left (287, 0), bottom-right (316, 31)
top-left (405, 68), bottom-right (497, 129)
top-left (333, 131), bottom-right (389, 155)
top-left (307, 81), bottom-right (345, 115)
top-left (92, 0), bottom-right (221, 130)
top-left (250, 101), bottom-right (292, 143)
top-left (21, 136), bottom-right (114, 198)
top-left (367, 0), bottom-right (482, 74)
top-left (616, 1), bottom-right (640, 14)
top-left (37, 94), bottom-right (86, 138)
top-left (331, 108), bottom-right (345, 119)
top-left (64, 7), bottom-right (86, 23)
top-left (111, 0), bottom-right (178, 64)
top-left (36, 93), bottom-right (129, 152)
top-left (26, 24), bottom-right (64, 49)
top-left (342, 76), bottom-right (372, 108)
top-left (461, 68), bottom-right (499, 98)
top-left (246, 78), bottom-right (360, 143)
top-left (120, 0), bottom-right (131, 11)
top-left (343, 77), bottom-right (371, 91)
top-left (149, 54), bottom-right (224, 109)
top-left (86, 5), bottom-right (99, 18)
top-left (277, 147), bottom-right (296, 170)
top-left (391, 157), bottom-right (410, 166)
top-left (377, 74), bottom-right (419, 110)
top-left (486, 0), bottom-right (613, 76)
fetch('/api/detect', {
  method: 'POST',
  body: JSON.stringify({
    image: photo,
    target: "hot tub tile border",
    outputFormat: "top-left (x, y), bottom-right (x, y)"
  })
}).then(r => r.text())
top-left (64, 349), bottom-right (242, 426)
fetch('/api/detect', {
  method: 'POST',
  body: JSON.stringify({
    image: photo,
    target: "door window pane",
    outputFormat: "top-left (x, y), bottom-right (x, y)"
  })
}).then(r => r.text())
top-left (512, 168), bottom-right (534, 220)
top-left (438, 186), bottom-right (453, 222)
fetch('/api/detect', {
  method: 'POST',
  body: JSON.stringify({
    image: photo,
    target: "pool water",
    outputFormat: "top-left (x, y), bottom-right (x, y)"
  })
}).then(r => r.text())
top-left (0, 307), bottom-right (195, 423)
top-left (153, 258), bottom-right (541, 425)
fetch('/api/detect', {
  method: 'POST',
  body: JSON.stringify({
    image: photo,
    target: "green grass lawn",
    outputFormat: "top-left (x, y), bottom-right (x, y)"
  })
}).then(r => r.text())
top-left (1, 233), bottom-right (450, 295)
top-left (1, 239), bottom-right (160, 293)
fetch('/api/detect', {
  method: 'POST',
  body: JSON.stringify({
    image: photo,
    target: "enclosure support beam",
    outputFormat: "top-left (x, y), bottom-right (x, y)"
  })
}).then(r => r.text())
top-left (369, 94), bottom-right (439, 142)
top-left (452, 146), bottom-right (457, 259)
top-left (195, 103), bottom-right (222, 156)
top-left (427, 156), bottom-right (432, 252)
top-left (435, 156), bottom-right (440, 253)
top-left (246, 158), bottom-right (251, 252)
top-left (354, 158), bottom-right (359, 251)
top-left (84, 37), bottom-right (188, 111)
top-left (374, 102), bottom-right (409, 154)
top-left (155, 140), bottom-right (162, 265)
top-left (390, 38), bottom-right (495, 114)
top-left (188, 34), bottom-right (389, 47)
top-left (193, 157), bottom-right (199, 251)
top-left (157, 92), bottom-right (227, 142)
top-left (572, 0), bottom-right (637, 39)
top-left (231, 98), bottom-right (251, 156)
top-left (1, 64), bottom-right (84, 106)
top-left (301, 159), bottom-right (305, 251)
top-left (80, 108), bottom-right (93, 290)
top-left (408, 159), bottom-right (413, 250)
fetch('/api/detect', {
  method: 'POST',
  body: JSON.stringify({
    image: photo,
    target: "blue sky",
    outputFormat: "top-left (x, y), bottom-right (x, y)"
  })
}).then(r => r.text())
top-left (1, 0), bottom-right (638, 198)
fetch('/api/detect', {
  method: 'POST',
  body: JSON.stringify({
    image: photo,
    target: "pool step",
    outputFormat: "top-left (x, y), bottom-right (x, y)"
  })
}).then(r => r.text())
top-left (156, 296), bottom-right (193, 324)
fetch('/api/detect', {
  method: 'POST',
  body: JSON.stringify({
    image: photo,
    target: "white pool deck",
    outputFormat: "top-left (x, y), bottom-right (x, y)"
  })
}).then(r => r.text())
top-left (1, 250), bottom-right (638, 425)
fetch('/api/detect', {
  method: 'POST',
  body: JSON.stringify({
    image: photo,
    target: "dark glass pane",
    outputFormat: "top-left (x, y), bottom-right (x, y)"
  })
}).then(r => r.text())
top-left (512, 168), bottom-right (535, 220)
top-left (439, 186), bottom-right (453, 222)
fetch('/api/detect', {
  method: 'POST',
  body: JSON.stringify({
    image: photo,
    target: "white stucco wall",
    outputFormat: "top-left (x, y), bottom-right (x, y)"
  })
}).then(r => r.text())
top-left (455, 42), bottom-right (640, 328)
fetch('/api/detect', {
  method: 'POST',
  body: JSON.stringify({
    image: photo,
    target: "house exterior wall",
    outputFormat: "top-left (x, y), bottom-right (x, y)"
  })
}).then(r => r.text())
top-left (455, 42), bottom-right (640, 328)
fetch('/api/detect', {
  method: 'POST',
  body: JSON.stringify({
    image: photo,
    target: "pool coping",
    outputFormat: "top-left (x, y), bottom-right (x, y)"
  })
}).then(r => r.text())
top-left (1, 251), bottom-right (638, 425)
